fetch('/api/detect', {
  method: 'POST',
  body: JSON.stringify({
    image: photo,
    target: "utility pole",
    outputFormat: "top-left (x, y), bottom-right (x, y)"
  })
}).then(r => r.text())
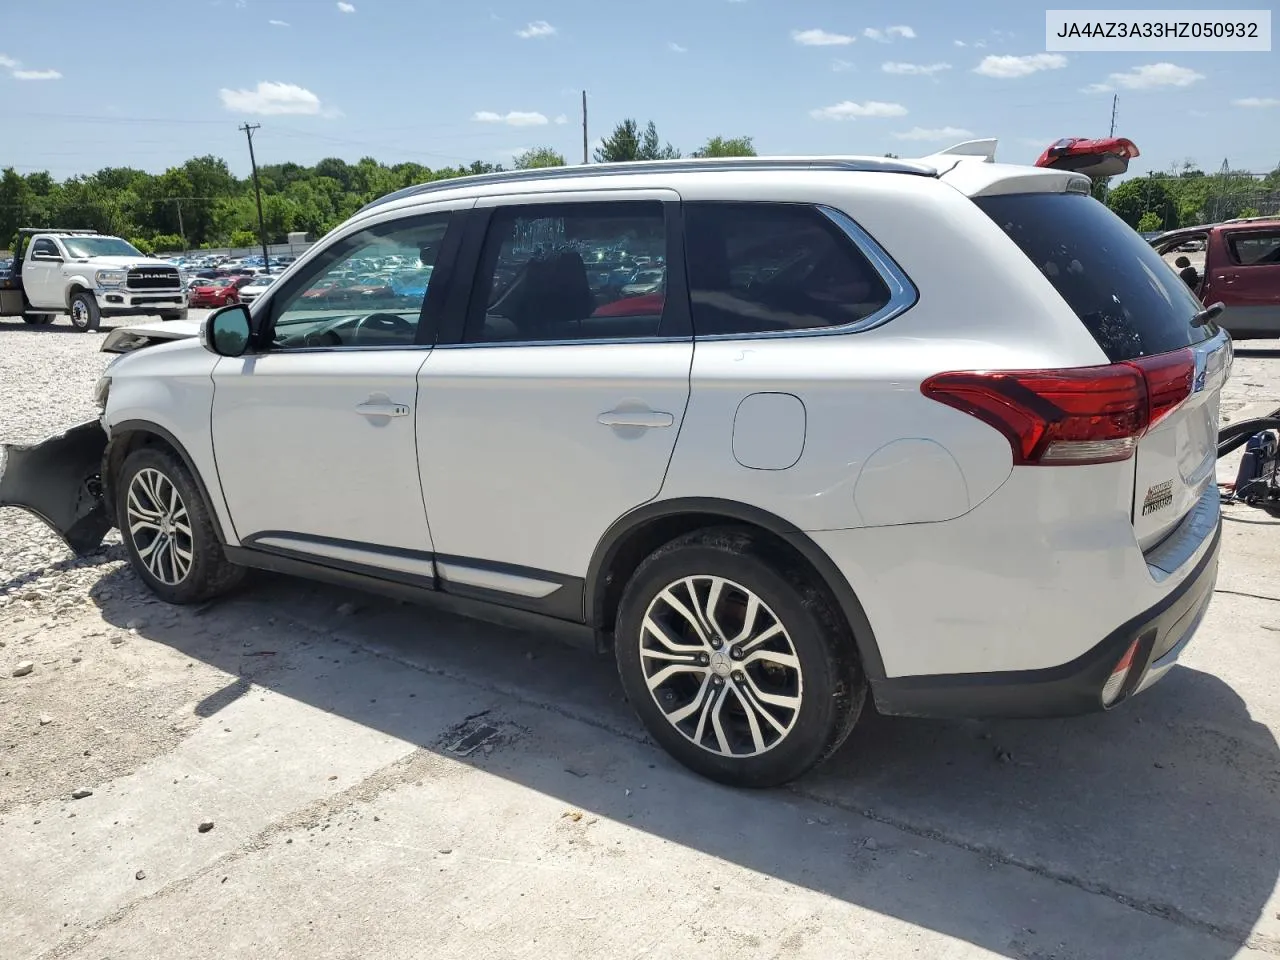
top-left (168, 198), bottom-right (187, 254)
top-left (238, 123), bottom-right (271, 269)
top-left (582, 90), bottom-right (588, 164)
top-left (1108, 94), bottom-right (1118, 137)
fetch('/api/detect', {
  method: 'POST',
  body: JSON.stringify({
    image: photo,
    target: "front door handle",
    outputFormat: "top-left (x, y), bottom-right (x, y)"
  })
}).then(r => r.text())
top-left (598, 408), bottom-right (674, 429)
top-left (356, 400), bottom-right (410, 418)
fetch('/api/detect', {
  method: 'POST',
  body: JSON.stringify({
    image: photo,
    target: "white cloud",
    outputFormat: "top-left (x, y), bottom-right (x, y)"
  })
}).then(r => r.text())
top-left (882, 61), bottom-right (951, 76)
top-left (864, 27), bottom-right (884, 41)
top-left (554, 114), bottom-right (569, 124)
top-left (810, 100), bottom-right (908, 120)
top-left (668, 41), bottom-right (688, 53)
top-left (953, 40), bottom-right (965, 47)
top-left (472, 110), bottom-right (549, 126)
top-left (974, 53), bottom-right (1067, 78)
top-left (269, 19), bottom-right (289, 26)
top-left (1083, 62), bottom-right (1204, 93)
top-left (516, 20), bottom-right (556, 38)
top-left (831, 58), bottom-right (854, 72)
top-left (1234, 96), bottom-right (1280, 108)
top-left (892, 126), bottom-right (974, 141)
top-left (888, 25), bottom-right (915, 38)
top-left (337, 2), bottom-right (355, 11)
top-left (219, 81), bottom-right (323, 115)
top-left (1, 53), bottom-right (61, 80)
top-left (792, 28), bottom-right (855, 46)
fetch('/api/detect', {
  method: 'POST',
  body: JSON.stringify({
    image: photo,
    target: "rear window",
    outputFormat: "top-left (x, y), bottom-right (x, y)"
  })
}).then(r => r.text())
top-left (975, 192), bottom-right (1212, 362)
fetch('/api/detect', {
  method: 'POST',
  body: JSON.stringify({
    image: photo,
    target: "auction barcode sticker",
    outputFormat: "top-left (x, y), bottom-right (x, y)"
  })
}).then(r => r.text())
top-left (1045, 10), bottom-right (1271, 51)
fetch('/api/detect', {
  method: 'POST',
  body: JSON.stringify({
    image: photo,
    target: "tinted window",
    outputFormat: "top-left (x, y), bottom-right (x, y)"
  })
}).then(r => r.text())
top-left (63, 236), bottom-right (143, 258)
top-left (976, 193), bottom-right (1213, 362)
top-left (683, 202), bottom-right (892, 337)
top-left (467, 202), bottom-right (668, 343)
top-left (32, 239), bottom-right (59, 258)
top-left (1227, 230), bottom-right (1280, 266)
top-left (269, 213), bottom-right (450, 349)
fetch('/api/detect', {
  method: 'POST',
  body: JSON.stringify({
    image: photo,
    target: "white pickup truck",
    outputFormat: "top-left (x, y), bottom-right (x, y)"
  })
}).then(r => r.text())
top-left (0, 228), bottom-right (187, 332)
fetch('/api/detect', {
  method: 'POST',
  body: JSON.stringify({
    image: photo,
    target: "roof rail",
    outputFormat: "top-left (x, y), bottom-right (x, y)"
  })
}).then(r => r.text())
top-left (356, 155), bottom-right (937, 215)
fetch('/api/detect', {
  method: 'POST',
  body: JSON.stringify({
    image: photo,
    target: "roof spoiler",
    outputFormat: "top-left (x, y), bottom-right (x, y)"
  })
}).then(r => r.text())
top-left (918, 139), bottom-right (998, 165)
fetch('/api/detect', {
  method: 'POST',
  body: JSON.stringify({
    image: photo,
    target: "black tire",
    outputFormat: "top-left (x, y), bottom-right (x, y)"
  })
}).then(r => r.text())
top-left (159, 309), bottom-right (188, 322)
top-left (614, 527), bottom-right (866, 788)
top-left (68, 291), bottom-right (101, 332)
top-left (115, 446), bottom-right (246, 604)
top-left (22, 312), bottom-right (51, 325)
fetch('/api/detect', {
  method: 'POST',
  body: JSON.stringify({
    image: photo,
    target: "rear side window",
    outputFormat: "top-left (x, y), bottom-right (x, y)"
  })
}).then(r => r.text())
top-left (1227, 230), bottom-right (1280, 266)
top-left (975, 192), bottom-right (1212, 361)
top-left (683, 202), bottom-right (892, 336)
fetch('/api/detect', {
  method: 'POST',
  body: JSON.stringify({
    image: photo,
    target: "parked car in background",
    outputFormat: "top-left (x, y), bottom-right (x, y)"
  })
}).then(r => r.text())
top-left (187, 277), bottom-right (244, 309)
top-left (6, 143), bottom-right (1229, 787)
top-left (621, 268), bottom-right (666, 297)
top-left (238, 273), bottom-right (279, 305)
top-left (1152, 218), bottom-right (1280, 338)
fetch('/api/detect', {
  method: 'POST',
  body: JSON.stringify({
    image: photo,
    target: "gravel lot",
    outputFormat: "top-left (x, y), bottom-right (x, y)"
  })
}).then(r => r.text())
top-left (2, 312), bottom-right (1279, 959)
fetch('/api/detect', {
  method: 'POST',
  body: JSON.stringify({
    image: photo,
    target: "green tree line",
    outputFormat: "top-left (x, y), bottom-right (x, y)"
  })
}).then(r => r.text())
top-left (1, 120), bottom-right (755, 253)
top-left (1102, 162), bottom-right (1280, 233)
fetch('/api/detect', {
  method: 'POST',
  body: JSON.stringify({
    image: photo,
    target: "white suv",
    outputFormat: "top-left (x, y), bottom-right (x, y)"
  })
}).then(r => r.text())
top-left (1, 145), bottom-right (1230, 787)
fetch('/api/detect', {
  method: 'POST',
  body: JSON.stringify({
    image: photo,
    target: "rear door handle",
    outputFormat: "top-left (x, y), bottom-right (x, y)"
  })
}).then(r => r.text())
top-left (598, 409), bottom-right (674, 429)
top-left (356, 400), bottom-right (410, 418)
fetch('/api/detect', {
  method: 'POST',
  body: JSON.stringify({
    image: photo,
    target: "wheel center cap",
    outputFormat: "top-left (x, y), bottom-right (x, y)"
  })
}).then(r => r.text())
top-left (159, 515), bottom-right (173, 536)
top-left (709, 651), bottom-right (732, 677)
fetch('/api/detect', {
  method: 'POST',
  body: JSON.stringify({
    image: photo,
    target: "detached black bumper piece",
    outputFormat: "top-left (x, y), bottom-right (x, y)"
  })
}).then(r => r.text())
top-left (872, 521), bottom-right (1221, 720)
top-left (0, 420), bottom-right (112, 555)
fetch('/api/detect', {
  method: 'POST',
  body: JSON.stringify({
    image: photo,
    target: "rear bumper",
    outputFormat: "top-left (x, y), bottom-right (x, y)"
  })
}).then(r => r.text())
top-left (872, 519), bottom-right (1220, 719)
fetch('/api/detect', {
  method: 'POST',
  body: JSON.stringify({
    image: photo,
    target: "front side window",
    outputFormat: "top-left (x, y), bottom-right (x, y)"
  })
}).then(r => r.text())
top-left (683, 202), bottom-right (892, 336)
top-left (62, 237), bottom-right (143, 258)
top-left (269, 213), bottom-right (451, 349)
top-left (1227, 230), bottom-right (1280, 266)
top-left (466, 201), bottom-right (668, 343)
top-left (31, 238), bottom-right (60, 258)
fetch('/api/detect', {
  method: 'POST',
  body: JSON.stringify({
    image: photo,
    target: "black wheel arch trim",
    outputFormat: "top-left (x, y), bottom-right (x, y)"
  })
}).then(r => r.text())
top-left (585, 497), bottom-right (888, 681)
top-left (106, 419), bottom-right (232, 545)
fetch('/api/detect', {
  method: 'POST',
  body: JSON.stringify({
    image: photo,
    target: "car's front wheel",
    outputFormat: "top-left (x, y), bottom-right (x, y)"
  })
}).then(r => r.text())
top-left (68, 291), bottom-right (101, 332)
top-left (614, 527), bottom-right (866, 788)
top-left (115, 446), bottom-right (246, 604)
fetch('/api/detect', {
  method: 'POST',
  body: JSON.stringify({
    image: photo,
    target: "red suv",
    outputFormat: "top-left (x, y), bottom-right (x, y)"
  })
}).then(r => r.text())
top-left (1153, 218), bottom-right (1280, 340)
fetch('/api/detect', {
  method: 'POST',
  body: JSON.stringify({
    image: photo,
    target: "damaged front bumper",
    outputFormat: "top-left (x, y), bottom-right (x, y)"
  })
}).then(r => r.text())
top-left (0, 420), bottom-right (112, 555)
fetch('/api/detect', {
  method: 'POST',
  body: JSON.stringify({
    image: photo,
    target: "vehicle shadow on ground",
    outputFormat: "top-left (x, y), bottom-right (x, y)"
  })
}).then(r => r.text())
top-left (86, 565), bottom-right (1279, 959)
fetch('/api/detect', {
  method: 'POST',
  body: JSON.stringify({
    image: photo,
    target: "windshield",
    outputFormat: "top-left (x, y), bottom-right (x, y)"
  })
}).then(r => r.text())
top-left (61, 236), bottom-right (145, 259)
top-left (974, 193), bottom-right (1213, 362)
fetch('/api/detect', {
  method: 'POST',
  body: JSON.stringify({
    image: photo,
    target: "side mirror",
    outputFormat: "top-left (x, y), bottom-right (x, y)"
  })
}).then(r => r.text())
top-left (202, 303), bottom-right (252, 358)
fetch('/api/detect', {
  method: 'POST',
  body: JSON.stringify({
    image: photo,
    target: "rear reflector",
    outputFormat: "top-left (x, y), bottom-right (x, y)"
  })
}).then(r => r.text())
top-left (921, 347), bottom-right (1194, 466)
top-left (1101, 639), bottom-right (1140, 707)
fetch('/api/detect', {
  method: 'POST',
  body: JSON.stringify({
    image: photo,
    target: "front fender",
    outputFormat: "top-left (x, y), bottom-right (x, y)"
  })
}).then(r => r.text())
top-left (63, 276), bottom-right (95, 305)
top-left (0, 421), bottom-right (112, 555)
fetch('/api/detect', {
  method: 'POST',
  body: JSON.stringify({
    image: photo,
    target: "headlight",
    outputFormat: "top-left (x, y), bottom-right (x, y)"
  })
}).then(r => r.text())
top-left (96, 270), bottom-right (125, 287)
top-left (93, 376), bottom-right (111, 412)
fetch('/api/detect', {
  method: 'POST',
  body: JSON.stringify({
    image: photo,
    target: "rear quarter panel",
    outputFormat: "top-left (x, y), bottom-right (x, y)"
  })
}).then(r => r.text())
top-left (659, 172), bottom-right (1111, 533)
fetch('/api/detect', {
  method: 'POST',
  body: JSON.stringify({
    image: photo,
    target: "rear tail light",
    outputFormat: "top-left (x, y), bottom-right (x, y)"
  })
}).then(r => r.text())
top-left (1100, 639), bottom-right (1140, 707)
top-left (921, 348), bottom-right (1194, 466)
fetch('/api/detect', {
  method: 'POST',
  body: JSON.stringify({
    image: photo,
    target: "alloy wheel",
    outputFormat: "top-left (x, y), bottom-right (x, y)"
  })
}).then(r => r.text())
top-left (70, 299), bottom-right (90, 329)
top-left (126, 467), bottom-right (194, 585)
top-left (639, 575), bottom-right (803, 758)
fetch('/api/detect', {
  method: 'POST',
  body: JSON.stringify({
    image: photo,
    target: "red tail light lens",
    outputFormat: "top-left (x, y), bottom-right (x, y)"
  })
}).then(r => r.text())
top-left (921, 348), bottom-right (1194, 466)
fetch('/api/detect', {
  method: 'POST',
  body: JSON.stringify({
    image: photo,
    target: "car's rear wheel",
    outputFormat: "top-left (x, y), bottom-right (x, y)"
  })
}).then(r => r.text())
top-left (115, 447), bottom-right (246, 604)
top-left (22, 312), bottom-right (52, 325)
top-left (158, 309), bottom-right (187, 322)
top-left (614, 527), bottom-right (866, 787)
top-left (68, 292), bottom-right (101, 332)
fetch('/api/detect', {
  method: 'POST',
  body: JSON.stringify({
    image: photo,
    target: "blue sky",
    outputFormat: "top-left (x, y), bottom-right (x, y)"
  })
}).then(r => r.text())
top-left (1, 0), bottom-right (1276, 180)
